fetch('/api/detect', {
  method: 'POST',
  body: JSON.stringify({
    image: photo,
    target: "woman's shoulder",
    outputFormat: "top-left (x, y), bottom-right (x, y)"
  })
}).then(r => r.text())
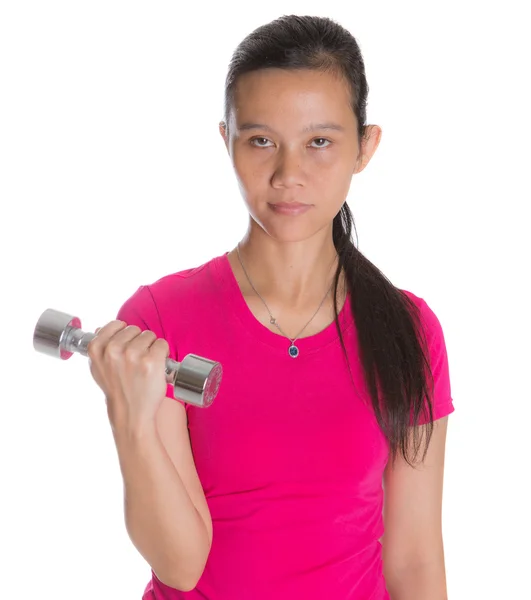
top-left (399, 287), bottom-right (447, 347)
top-left (148, 253), bottom-right (223, 300)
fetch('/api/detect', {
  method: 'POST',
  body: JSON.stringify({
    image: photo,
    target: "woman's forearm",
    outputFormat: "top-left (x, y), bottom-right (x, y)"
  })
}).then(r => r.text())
top-left (113, 422), bottom-right (210, 591)
top-left (386, 560), bottom-right (448, 600)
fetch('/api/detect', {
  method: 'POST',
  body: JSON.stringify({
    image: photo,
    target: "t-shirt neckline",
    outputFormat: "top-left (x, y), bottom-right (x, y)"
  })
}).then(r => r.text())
top-left (213, 251), bottom-right (354, 357)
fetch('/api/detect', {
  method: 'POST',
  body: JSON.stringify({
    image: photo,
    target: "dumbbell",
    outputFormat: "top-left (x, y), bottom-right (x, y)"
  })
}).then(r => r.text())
top-left (33, 308), bottom-right (222, 408)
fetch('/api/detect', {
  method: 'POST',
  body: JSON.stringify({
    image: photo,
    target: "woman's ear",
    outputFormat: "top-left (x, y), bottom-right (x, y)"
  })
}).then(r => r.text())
top-left (219, 121), bottom-right (230, 153)
top-left (354, 125), bottom-right (382, 175)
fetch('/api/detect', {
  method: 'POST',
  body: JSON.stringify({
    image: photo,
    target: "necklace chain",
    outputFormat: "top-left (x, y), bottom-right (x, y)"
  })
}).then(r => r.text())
top-left (235, 243), bottom-right (335, 357)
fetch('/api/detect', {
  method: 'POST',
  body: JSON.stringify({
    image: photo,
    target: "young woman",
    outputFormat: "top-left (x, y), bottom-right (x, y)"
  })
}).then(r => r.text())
top-left (88, 14), bottom-right (455, 600)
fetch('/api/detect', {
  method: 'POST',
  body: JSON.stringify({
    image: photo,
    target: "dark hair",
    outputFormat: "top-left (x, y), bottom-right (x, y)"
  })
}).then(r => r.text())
top-left (223, 15), bottom-right (434, 467)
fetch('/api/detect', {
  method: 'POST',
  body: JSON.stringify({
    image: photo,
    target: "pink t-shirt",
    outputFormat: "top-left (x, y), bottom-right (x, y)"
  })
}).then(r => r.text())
top-left (115, 251), bottom-right (455, 600)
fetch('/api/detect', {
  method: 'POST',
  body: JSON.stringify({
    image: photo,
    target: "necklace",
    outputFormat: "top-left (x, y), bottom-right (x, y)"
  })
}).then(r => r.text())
top-left (235, 243), bottom-right (335, 358)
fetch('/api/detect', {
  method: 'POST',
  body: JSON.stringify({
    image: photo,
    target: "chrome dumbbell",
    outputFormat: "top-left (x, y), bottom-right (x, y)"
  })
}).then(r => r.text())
top-left (33, 308), bottom-right (222, 408)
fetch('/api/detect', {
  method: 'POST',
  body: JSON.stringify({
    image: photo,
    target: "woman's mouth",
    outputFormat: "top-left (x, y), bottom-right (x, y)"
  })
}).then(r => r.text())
top-left (268, 202), bottom-right (313, 216)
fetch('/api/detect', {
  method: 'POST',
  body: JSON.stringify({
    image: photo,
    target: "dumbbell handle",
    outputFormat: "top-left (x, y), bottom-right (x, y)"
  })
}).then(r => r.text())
top-left (62, 326), bottom-right (181, 384)
top-left (33, 308), bottom-right (222, 408)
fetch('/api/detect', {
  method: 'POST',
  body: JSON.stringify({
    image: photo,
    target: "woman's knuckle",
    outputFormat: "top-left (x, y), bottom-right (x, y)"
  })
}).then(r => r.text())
top-left (138, 357), bottom-right (153, 373)
top-left (87, 339), bottom-right (100, 357)
top-left (105, 343), bottom-right (122, 361)
top-left (123, 346), bottom-right (139, 361)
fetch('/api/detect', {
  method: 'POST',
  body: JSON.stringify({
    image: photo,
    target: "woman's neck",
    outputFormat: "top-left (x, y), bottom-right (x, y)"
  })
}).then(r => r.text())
top-left (228, 236), bottom-right (347, 311)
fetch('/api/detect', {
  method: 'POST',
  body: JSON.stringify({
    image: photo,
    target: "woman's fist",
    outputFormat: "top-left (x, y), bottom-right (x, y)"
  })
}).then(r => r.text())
top-left (87, 320), bottom-right (170, 432)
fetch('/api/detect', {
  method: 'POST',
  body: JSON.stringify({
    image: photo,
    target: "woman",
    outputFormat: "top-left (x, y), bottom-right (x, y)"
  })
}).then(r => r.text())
top-left (88, 14), bottom-right (455, 600)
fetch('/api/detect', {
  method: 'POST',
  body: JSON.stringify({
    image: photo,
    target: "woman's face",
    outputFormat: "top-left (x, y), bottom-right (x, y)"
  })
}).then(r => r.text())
top-left (219, 68), bottom-right (380, 243)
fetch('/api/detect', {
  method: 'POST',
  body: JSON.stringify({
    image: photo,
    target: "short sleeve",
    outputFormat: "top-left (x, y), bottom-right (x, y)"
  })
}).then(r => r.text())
top-left (411, 297), bottom-right (455, 425)
top-left (115, 284), bottom-right (185, 406)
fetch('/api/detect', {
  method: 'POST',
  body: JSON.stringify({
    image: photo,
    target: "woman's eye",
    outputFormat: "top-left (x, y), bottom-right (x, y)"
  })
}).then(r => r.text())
top-left (312, 138), bottom-right (331, 148)
top-left (249, 137), bottom-right (331, 149)
top-left (250, 137), bottom-right (271, 147)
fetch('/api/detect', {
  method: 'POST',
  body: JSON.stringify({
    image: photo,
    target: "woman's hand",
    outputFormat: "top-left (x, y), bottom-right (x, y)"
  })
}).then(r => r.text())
top-left (87, 320), bottom-right (170, 432)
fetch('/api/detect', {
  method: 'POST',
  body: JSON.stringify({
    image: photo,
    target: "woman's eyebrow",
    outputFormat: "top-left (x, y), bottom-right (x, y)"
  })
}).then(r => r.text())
top-left (238, 122), bottom-right (345, 133)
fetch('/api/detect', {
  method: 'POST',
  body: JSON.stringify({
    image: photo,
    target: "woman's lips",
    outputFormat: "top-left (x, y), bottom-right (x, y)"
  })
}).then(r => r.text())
top-left (268, 202), bottom-right (313, 215)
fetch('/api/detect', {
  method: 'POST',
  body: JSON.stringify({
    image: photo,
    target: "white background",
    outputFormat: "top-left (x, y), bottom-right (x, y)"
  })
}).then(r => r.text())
top-left (1, 1), bottom-right (529, 598)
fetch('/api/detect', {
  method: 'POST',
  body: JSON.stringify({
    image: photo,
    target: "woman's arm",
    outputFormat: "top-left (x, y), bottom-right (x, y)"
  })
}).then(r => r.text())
top-left (113, 403), bottom-right (211, 592)
top-left (381, 416), bottom-right (450, 600)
